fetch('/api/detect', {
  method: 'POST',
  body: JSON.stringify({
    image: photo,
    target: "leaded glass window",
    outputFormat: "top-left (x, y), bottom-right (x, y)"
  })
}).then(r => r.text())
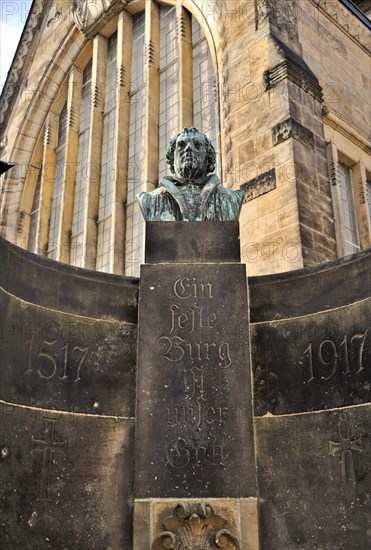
top-left (192, 17), bottom-right (217, 148)
top-left (338, 161), bottom-right (360, 255)
top-left (71, 60), bottom-right (92, 267)
top-left (28, 4), bottom-right (219, 276)
top-left (28, 167), bottom-right (42, 253)
top-left (159, 5), bottom-right (179, 178)
top-left (96, 32), bottom-right (118, 272)
top-left (125, 12), bottom-right (145, 277)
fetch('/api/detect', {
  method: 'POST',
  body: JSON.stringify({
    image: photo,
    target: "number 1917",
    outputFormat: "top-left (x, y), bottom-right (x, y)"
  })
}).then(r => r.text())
top-left (302, 331), bottom-right (368, 384)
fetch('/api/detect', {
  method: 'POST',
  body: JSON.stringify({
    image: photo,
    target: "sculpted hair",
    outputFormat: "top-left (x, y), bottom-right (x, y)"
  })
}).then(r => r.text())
top-left (166, 127), bottom-right (216, 174)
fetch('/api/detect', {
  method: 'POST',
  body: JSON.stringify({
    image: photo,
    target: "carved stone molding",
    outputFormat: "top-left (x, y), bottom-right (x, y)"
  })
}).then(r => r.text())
top-left (0, 0), bottom-right (45, 133)
top-left (272, 118), bottom-right (315, 150)
top-left (241, 168), bottom-right (276, 203)
top-left (256, 0), bottom-right (269, 24)
top-left (258, 0), bottom-right (371, 53)
top-left (309, 0), bottom-right (371, 54)
top-left (0, 136), bottom-right (8, 151)
top-left (72, 0), bottom-right (127, 39)
top-left (145, 40), bottom-right (156, 66)
top-left (264, 37), bottom-right (323, 102)
top-left (256, 0), bottom-right (300, 40)
top-left (152, 504), bottom-right (240, 550)
top-left (47, 6), bottom-right (62, 28)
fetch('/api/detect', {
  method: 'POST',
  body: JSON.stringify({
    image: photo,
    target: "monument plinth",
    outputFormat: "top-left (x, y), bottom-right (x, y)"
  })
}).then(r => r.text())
top-left (134, 222), bottom-right (257, 548)
top-left (1, 126), bottom-right (369, 548)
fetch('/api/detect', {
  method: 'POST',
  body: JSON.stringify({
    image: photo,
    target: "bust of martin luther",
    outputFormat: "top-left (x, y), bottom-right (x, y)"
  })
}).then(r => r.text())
top-left (137, 127), bottom-right (244, 222)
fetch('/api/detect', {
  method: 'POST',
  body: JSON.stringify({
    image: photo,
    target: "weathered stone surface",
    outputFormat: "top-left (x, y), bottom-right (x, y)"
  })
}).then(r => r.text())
top-left (135, 261), bottom-right (255, 498)
top-left (255, 405), bottom-right (370, 550)
top-left (272, 118), bottom-right (315, 149)
top-left (241, 169), bottom-right (276, 203)
top-left (249, 248), bottom-right (370, 322)
top-left (0, 237), bottom-right (138, 416)
top-left (264, 36), bottom-right (323, 101)
top-left (133, 497), bottom-right (259, 550)
top-left (0, 402), bottom-right (135, 550)
top-left (0, 236), bottom-right (138, 548)
top-left (152, 503), bottom-right (240, 549)
top-left (252, 299), bottom-right (370, 415)
top-left (145, 221), bottom-right (241, 264)
top-left (0, 237), bottom-right (139, 322)
top-left (250, 248), bottom-right (371, 549)
top-left (0, 290), bottom-right (137, 416)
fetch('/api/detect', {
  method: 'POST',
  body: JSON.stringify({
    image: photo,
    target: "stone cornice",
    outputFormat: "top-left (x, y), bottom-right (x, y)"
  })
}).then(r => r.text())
top-left (0, 0), bottom-right (47, 135)
top-left (309, 0), bottom-right (371, 54)
top-left (322, 107), bottom-right (371, 153)
top-left (264, 36), bottom-right (323, 103)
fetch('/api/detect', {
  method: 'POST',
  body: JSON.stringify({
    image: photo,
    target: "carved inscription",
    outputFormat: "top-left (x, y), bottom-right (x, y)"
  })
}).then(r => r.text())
top-left (159, 276), bottom-right (233, 469)
top-left (301, 331), bottom-right (368, 384)
top-left (173, 276), bottom-right (213, 299)
top-left (167, 402), bottom-right (228, 430)
top-left (329, 414), bottom-right (363, 507)
top-left (31, 418), bottom-right (68, 500)
top-left (24, 335), bottom-right (89, 382)
top-left (158, 337), bottom-right (231, 368)
top-left (165, 437), bottom-right (226, 469)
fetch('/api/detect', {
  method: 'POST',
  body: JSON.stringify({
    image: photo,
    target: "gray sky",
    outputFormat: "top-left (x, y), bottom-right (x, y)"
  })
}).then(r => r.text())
top-left (1, 1), bottom-right (33, 89)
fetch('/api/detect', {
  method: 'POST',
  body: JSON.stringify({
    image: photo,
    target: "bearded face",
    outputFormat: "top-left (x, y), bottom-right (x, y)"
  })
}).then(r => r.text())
top-left (173, 134), bottom-right (208, 181)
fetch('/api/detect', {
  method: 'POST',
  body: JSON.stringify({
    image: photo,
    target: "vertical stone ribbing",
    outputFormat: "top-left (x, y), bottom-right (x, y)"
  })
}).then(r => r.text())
top-left (111, 10), bottom-right (133, 275)
top-left (58, 65), bottom-right (83, 263)
top-left (38, 112), bottom-right (58, 256)
top-left (143, 0), bottom-right (160, 192)
top-left (82, 33), bottom-right (107, 270)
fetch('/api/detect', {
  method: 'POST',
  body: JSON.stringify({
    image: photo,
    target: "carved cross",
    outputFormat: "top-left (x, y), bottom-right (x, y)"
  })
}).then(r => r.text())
top-left (31, 418), bottom-right (68, 500)
top-left (329, 415), bottom-right (362, 507)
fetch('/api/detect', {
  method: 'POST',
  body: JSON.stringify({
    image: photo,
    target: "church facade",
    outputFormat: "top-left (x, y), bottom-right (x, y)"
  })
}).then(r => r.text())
top-left (0, 2), bottom-right (370, 548)
top-left (0, 0), bottom-right (370, 277)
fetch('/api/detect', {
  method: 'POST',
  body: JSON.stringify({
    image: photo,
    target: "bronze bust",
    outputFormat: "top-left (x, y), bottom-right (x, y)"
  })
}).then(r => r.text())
top-left (137, 127), bottom-right (244, 221)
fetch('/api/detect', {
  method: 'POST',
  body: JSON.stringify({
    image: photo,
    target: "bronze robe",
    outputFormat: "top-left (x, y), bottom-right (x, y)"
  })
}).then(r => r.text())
top-left (137, 175), bottom-right (244, 221)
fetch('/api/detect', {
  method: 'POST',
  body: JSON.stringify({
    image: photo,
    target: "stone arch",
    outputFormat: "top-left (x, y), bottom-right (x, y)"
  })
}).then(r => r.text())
top-left (3, 26), bottom-right (87, 243)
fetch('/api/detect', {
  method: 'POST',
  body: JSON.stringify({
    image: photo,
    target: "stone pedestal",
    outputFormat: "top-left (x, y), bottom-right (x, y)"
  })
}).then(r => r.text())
top-left (134, 222), bottom-right (258, 549)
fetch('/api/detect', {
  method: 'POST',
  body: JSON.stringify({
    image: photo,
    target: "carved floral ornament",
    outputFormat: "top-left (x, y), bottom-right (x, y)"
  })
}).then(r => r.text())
top-left (72, 0), bottom-right (127, 37)
top-left (152, 504), bottom-right (240, 550)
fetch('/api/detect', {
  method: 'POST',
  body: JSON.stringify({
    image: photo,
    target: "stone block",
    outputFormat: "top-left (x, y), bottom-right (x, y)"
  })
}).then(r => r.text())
top-left (144, 221), bottom-right (241, 264)
top-left (0, 402), bottom-right (135, 549)
top-left (135, 257), bottom-right (255, 499)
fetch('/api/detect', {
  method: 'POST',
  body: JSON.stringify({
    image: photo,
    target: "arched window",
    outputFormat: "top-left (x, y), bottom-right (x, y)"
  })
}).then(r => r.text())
top-left (29, 2), bottom-right (218, 276)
